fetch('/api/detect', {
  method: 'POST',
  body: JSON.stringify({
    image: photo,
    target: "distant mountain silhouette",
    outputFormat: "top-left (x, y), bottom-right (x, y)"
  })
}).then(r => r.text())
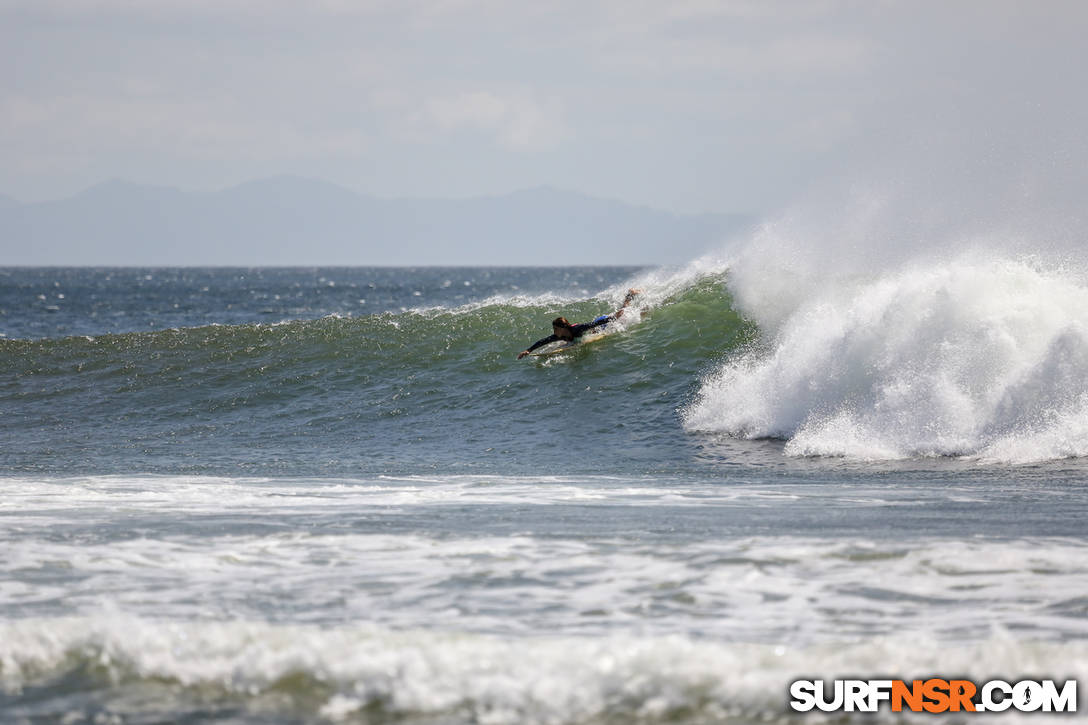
top-left (0, 177), bottom-right (752, 265)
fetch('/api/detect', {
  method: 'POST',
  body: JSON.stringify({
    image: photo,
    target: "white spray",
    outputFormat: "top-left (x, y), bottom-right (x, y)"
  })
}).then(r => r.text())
top-left (683, 185), bottom-right (1088, 463)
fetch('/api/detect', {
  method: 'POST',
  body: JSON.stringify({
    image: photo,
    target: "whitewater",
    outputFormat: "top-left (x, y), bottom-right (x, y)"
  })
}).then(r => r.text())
top-left (684, 253), bottom-right (1088, 462)
top-left (2, 250), bottom-right (1087, 723)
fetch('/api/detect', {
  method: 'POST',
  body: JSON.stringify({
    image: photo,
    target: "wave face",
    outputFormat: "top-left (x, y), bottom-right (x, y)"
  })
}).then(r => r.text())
top-left (0, 266), bottom-right (751, 475)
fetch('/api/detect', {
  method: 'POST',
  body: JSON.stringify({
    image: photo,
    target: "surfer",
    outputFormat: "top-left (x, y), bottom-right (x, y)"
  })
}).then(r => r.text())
top-left (517, 289), bottom-right (641, 359)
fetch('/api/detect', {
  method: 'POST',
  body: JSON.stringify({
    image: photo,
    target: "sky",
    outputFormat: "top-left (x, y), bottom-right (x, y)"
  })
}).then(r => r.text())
top-left (2, 1), bottom-right (1087, 216)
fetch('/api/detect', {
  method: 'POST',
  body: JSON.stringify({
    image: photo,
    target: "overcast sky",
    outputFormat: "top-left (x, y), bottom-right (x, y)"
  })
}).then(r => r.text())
top-left (2, 1), bottom-right (1086, 216)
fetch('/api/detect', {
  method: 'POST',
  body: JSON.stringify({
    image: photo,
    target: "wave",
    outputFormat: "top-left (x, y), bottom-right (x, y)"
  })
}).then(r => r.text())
top-left (0, 267), bottom-right (742, 390)
top-left (685, 247), bottom-right (1088, 462)
top-left (2, 616), bottom-right (1084, 724)
top-left (8, 245), bottom-right (1088, 466)
top-left (0, 268), bottom-right (754, 475)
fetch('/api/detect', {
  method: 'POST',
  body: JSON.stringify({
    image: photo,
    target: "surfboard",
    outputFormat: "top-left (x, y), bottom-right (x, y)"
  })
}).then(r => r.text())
top-left (527, 331), bottom-right (610, 357)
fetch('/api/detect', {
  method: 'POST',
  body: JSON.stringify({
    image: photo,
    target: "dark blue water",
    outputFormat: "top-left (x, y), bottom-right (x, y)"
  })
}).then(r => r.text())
top-left (0, 267), bottom-right (639, 339)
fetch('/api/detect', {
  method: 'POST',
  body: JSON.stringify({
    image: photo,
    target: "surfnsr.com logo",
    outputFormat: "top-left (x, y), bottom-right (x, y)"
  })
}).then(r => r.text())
top-left (789, 679), bottom-right (1077, 713)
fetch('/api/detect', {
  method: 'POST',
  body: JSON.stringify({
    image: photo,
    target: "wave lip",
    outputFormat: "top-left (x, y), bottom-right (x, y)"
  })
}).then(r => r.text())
top-left (685, 255), bottom-right (1088, 462)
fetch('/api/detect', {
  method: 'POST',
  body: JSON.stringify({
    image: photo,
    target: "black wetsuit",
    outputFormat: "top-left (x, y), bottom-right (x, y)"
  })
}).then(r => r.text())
top-left (525, 315), bottom-right (613, 353)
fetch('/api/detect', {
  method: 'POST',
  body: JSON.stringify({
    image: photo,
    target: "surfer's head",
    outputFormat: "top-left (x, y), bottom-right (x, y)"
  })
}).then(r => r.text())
top-left (552, 316), bottom-right (575, 340)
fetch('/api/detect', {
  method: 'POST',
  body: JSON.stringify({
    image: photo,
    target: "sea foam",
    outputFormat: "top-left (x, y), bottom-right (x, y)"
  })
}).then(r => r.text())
top-left (2, 616), bottom-right (1085, 724)
top-left (685, 241), bottom-right (1088, 462)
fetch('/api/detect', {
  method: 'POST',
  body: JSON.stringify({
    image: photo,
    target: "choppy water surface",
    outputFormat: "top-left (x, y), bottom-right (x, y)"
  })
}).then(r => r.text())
top-left (2, 265), bottom-right (1087, 724)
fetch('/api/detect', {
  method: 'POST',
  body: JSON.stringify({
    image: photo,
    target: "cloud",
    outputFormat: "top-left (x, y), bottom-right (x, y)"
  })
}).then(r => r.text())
top-left (0, 0), bottom-right (403, 20)
top-left (2, 1), bottom-right (1087, 213)
top-left (421, 90), bottom-right (569, 151)
top-left (0, 92), bottom-right (370, 171)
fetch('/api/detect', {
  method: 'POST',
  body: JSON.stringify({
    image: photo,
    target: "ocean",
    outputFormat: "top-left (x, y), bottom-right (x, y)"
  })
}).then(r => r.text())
top-left (1, 261), bottom-right (1086, 724)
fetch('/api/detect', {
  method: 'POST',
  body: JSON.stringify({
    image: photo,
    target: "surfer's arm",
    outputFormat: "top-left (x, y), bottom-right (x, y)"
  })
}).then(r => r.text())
top-left (584, 291), bottom-right (642, 332)
top-left (518, 334), bottom-right (559, 359)
top-left (612, 288), bottom-right (641, 318)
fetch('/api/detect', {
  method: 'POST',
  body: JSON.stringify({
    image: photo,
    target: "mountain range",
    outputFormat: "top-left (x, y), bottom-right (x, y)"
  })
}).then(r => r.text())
top-left (0, 177), bottom-right (752, 266)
